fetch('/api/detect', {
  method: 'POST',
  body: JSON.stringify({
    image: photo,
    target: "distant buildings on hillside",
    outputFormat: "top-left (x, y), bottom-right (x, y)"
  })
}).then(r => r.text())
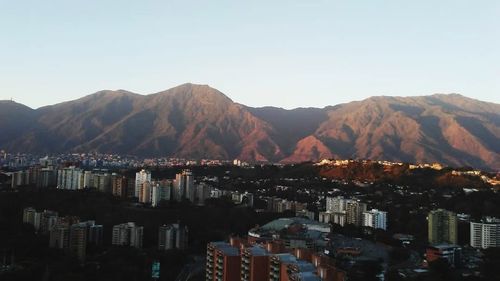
top-left (319, 196), bottom-right (387, 230)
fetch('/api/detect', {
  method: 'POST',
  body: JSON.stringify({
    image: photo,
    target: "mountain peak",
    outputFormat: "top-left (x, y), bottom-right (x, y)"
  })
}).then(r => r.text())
top-left (152, 83), bottom-right (233, 103)
top-left (0, 86), bottom-right (498, 170)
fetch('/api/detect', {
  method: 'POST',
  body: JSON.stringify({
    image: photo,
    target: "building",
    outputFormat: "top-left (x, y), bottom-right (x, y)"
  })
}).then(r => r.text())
top-left (135, 169), bottom-right (151, 198)
top-left (269, 253), bottom-right (298, 281)
top-left (326, 196), bottom-right (358, 213)
top-left (69, 223), bottom-right (87, 262)
top-left (37, 167), bottom-right (57, 188)
top-left (23, 207), bottom-right (37, 225)
top-left (173, 170), bottom-right (194, 202)
top-left (248, 217), bottom-right (330, 250)
top-left (362, 209), bottom-right (387, 230)
top-left (296, 210), bottom-right (315, 220)
top-left (206, 242), bottom-right (241, 281)
top-left (40, 210), bottom-right (59, 234)
top-left (57, 166), bottom-right (83, 190)
top-left (93, 171), bottom-right (111, 193)
top-left (470, 217), bottom-right (500, 249)
top-left (345, 201), bottom-right (367, 226)
top-left (139, 181), bottom-right (152, 204)
top-left (158, 224), bottom-right (188, 250)
top-left (112, 176), bottom-right (129, 198)
top-left (112, 222), bottom-right (144, 248)
top-left (428, 209), bottom-right (458, 245)
top-left (49, 224), bottom-right (70, 249)
top-left (88, 224), bottom-right (104, 246)
top-left (426, 244), bottom-right (461, 267)
top-left (195, 183), bottom-right (212, 206)
top-left (241, 246), bottom-right (270, 281)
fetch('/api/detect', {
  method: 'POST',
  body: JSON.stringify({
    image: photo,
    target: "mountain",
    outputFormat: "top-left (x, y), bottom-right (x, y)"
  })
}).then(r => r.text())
top-left (1, 84), bottom-right (499, 170)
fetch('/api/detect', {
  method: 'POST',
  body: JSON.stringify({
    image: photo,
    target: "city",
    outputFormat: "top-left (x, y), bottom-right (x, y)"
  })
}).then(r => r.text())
top-left (0, 153), bottom-right (499, 280)
top-left (1, 1), bottom-right (499, 281)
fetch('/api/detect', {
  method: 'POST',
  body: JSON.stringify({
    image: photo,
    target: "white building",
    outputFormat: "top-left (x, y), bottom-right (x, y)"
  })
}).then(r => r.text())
top-left (135, 169), bottom-right (151, 198)
top-left (326, 196), bottom-right (357, 213)
top-left (57, 166), bottom-right (84, 190)
top-left (363, 209), bottom-right (387, 230)
top-left (470, 217), bottom-right (500, 249)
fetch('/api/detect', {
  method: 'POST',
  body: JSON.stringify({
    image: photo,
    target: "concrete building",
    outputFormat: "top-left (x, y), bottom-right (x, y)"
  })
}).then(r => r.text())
top-left (112, 222), bottom-right (143, 249)
top-left (69, 223), bottom-right (87, 262)
top-left (248, 217), bottom-right (331, 250)
top-left (470, 217), bottom-right (500, 249)
top-left (173, 170), bottom-right (194, 202)
top-left (88, 224), bottom-right (104, 246)
top-left (57, 166), bottom-right (83, 190)
top-left (158, 223), bottom-right (188, 250)
top-left (22, 207), bottom-right (37, 226)
top-left (40, 210), bottom-right (59, 234)
top-left (326, 196), bottom-right (357, 213)
top-left (49, 224), bottom-right (70, 249)
top-left (345, 201), bottom-right (367, 226)
top-left (37, 167), bottom-right (57, 188)
top-left (112, 176), bottom-right (129, 197)
top-left (426, 244), bottom-right (461, 267)
top-left (428, 209), bottom-right (458, 245)
top-left (206, 242), bottom-right (241, 281)
top-left (363, 209), bottom-right (387, 230)
top-left (135, 169), bottom-right (151, 198)
top-left (139, 181), bottom-right (152, 204)
top-left (195, 183), bottom-right (212, 206)
top-left (241, 246), bottom-right (270, 281)
top-left (296, 210), bottom-right (315, 221)
top-left (269, 253), bottom-right (298, 281)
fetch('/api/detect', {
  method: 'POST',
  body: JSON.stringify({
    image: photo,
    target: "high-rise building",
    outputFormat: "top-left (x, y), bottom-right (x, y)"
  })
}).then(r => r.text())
top-left (88, 224), bottom-right (104, 246)
top-left (139, 181), bottom-right (152, 204)
top-left (470, 217), bottom-right (500, 249)
top-left (206, 242), bottom-right (241, 281)
top-left (93, 171), bottom-right (111, 193)
top-left (269, 253), bottom-right (298, 281)
top-left (69, 223), bottom-right (87, 262)
top-left (112, 176), bottom-right (128, 198)
top-left (241, 246), bottom-right (270, 281)
top-left (151, 183), bottom-right (161, 207)
top-left (345, 201), bottom-right (367, 226)
top-left (428, 209), bottom-right (458, 245)
top-left (112, 222), bottom-right (144, 249)
top-left (49, 224), bottom-right (70, 249)
top-left (135, 169), bottom-right (151, 198)
top-left (22, 207), bottom-right (37, 225)
top-left (57, 166), bottom-right (83, 190)
top-left (363, 209), bottom-right (388, 230)
top-left (40, 210), bottom-right (59, 234)
top-left (195, 183), bottom-right (212, 206)
top-left (158, 224), bottom-right (188, 250)
top-left (37, 167), bottom-right (57, 188)
top-left (159, 180), bottom-right (172, 202)
top-left (173, 170), bottom-right (194, 202)
top-left (326, 196), bottom-right (354, 213)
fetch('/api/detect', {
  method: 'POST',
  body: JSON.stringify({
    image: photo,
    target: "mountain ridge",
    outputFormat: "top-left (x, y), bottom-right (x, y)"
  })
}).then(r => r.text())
top-left (1, 84), bottom-right (499, 170)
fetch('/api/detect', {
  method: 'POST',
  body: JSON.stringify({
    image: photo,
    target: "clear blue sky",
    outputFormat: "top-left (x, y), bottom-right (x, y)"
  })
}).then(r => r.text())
top-left (1, 0), bottom-right (499, 109)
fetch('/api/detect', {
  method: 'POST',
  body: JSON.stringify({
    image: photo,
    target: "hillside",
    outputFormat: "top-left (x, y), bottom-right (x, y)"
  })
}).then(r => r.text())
top-left (0, 85), bottom-right (499, 170)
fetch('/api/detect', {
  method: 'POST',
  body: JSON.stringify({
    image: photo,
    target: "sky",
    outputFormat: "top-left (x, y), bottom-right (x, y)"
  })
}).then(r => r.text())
top-left (0, 0), bottom-right (499, 109)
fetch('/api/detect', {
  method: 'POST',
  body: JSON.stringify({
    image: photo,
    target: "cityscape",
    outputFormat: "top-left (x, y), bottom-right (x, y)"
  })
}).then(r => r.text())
top-left (0, 152), bottom-right (499, 280)
top-left (1, 1), bottom-right (499, 281)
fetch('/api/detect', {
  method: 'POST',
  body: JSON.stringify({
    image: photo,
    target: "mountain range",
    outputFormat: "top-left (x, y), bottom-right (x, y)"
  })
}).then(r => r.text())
top-left (1, 83), bottom-right (499, 170)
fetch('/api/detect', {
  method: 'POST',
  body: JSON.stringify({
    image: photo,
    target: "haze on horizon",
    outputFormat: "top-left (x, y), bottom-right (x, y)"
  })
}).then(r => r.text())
top-left (1, 0), bottom-right (499, 109)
